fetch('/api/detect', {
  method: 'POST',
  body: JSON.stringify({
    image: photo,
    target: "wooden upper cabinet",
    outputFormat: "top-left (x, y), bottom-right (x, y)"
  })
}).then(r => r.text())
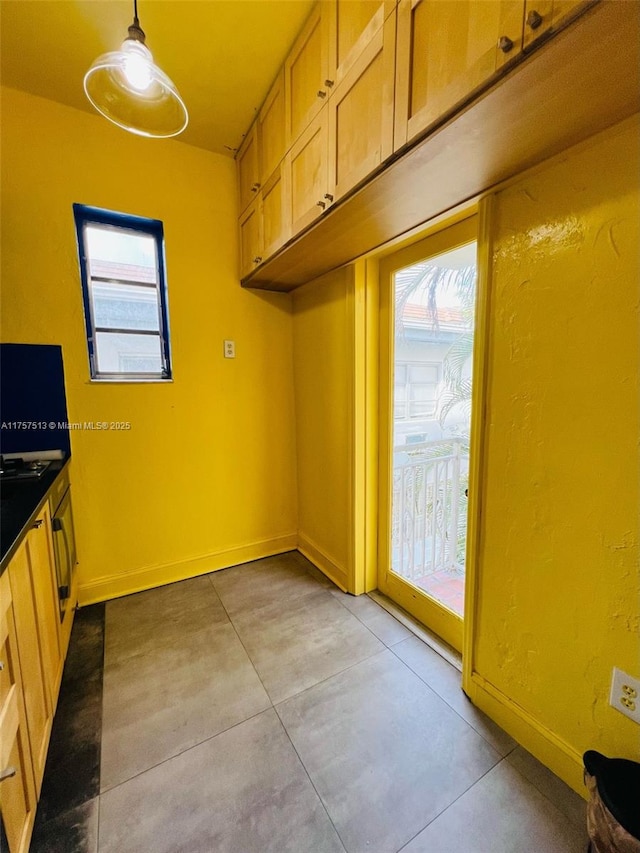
top-left (258, 71), bottom-right (286, 184)
top-left (262, 164), bottom-right (291, 259)
top-left (287, 108), bottom-right (330, 235)
top-left (285, 3), bottom-right (332, 146)
top-left (239, 197), bottom-right (263, 279)
top-left (330, 0), bottom-right (395, 84)
top-left (328, 11), bottom-right (396, 201)
top-left (522, 0), bottom-right (593, 48)
top-left (0, 570), bottom-right (37, 853)
top-left (395, 0), bottom-right (521, 148)
top-left (236, 122), bottom-right (260, 214)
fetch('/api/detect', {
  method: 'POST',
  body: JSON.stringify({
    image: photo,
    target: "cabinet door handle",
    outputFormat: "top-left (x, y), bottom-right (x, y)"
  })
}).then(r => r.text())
top-left (32, 519), bottom-right (43, 529)
top-left (526, 9), bottom-right (543, 29)
top-left (0, 661), bottom-right (4, 671)
top-left (250, 183), bottom-right (260, 193)
top-left (0, 766), bottom-right (17, 783)
top-left (498, 35), bottom-right (514, 53)
top-left (316, 200), bottom-right (326, 210)
top-left (324, 79), bottom-right (334, 88)
top-left (253, 256), bottom-right (262, 264)
top-left (317, 90), bottom-right (327, 99)
top-left (323, 194), bottom-right (334, 202)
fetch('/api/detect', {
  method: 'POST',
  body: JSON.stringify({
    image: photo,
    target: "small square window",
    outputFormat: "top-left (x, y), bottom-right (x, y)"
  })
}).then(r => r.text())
top-left (73, 204), bottom-right (172, 381)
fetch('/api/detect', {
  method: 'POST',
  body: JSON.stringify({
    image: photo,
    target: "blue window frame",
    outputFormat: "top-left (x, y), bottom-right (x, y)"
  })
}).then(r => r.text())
top-left (73, 204), bottom-right (172, 381)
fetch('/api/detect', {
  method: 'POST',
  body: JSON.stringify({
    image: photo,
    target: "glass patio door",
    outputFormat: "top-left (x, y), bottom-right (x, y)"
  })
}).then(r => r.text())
top-left (378, 217), bottom-right (478, 652)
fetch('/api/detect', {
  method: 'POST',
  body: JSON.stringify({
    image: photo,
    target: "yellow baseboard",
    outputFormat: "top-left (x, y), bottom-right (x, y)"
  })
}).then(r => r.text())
top-left (297, 532), bottom-right (348, 592)
top-left (77, 533), bottom-right (298, 605)
top-left (465, 671), bottom-right (588, 799)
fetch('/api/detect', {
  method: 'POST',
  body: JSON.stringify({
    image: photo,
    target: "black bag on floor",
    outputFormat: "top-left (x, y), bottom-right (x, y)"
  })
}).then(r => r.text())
top-left (583, 750), bottom-right (640, 853)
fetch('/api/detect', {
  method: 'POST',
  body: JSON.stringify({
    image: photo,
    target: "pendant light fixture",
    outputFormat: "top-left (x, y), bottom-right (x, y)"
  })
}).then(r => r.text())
top-left (84, 0), bottom-right (188, 138)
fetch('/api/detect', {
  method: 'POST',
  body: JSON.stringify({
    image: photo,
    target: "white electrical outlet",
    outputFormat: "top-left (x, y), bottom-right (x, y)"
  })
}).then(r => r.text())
top-left (610, 667), bottom-right (640, 724)
top-left (223, 340), bottom-right (235, 359)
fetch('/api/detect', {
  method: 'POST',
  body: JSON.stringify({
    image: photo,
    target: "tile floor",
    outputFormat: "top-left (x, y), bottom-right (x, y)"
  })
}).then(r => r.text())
top-left (31, 551), bottom-right (588, 853)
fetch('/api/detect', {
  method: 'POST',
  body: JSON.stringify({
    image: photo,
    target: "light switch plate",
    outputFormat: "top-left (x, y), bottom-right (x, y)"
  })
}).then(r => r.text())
top-left (224, 340), bottom-right (235, 358)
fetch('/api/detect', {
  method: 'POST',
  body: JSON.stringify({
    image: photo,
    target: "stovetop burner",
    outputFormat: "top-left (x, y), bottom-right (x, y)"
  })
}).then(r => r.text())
top-left (0, 457), bottom-right (52, 480)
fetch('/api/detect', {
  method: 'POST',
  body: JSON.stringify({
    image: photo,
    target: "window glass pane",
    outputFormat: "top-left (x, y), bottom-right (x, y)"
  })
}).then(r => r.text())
top-left (92, 282), bottom-right (160, 332)
top-left (409, 364), bottom-right (439, 384)
top-left (394, 403), bottom-right (406, 419)
top-left (395, 364), bottom-right (407, 383)
top-left (409, 382), bottom-right (437, 417)
top-left (394, 382), bottom-right (407, 419)
top-left (410, 383), bottom-right (437, 403)
top-left (95, 332), bottom-right (163, 375)
top-left (86, 225), bottom-right (157, 284)
top-left (409, 399), bottom-right (436, 417)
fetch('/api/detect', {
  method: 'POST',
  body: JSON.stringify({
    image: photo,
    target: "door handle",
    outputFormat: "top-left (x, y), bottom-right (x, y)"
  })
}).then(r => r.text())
top-left (53, 516), bottom-right (71, 600)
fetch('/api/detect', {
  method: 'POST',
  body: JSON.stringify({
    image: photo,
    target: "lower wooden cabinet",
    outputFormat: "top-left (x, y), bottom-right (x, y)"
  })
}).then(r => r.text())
top-left (7, 541), bottom-right (52, 794)
top-left (0, 571), bottom-right (37, 853)
top-left (26, 505), bottom-right (62, 706)
top-left (1, 504), bottom-right (70, 851)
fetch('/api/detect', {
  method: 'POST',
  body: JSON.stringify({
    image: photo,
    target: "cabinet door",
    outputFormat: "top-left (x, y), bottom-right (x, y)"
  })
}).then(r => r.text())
top-left (287, 109), bottom-right (330, 235)
top-left (239, 198), bottom-right (263, 279)
top-left (328, 11), bottom-right (395, 201)
top-left (0, 571), bottom-right (37, 853)
top-left (262, 164), bottom-right (291, 259)
top-left (8, 542), bottom-right (51, 794)
top-left (330, 0), bottom-right (395, 84)
top-left (26, 505), bottom-right (62, 705)
top-left (236, 122), bottom-right (260, 214)
top-left (522, 0), bottom-right (591, 48)
top-left (259, 71), bottom-right (286, 185)
top-left (395, 0), bottom-right (522, 147)
top-left (285, 2), bottom-right (331, 146)
top-left (495, 1), bottom-right (526, 69)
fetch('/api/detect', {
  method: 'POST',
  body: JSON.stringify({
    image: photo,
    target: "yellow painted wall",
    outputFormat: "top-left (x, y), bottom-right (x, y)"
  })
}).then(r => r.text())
top-left (470, 116), bottom-right (640, 783)
top-left (0, 86), bottom-right (298, 603)
top-left (292, 269), bottom-right (353, 590)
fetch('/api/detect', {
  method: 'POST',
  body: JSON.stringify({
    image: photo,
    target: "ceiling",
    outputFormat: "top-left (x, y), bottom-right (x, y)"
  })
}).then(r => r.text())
top-left (0, 0), bottom-right (314, 156)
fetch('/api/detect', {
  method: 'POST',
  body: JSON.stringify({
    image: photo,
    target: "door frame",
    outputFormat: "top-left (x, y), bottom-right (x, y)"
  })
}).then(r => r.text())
top-left (376, 213), bottom-right (485, 653)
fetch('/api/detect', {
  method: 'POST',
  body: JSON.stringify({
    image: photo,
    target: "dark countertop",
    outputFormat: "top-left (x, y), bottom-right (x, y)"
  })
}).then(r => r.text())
top-left (0, 459), bottom-right (70, 574)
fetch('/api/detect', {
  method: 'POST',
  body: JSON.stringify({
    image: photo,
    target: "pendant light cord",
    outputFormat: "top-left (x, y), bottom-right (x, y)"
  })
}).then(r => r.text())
top-left (128, 0), bottom-right (145, 43)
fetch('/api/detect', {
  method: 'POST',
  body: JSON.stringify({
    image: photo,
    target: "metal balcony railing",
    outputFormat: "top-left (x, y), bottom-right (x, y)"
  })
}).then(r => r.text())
top-left (392, 438), bottom-right (467, 581)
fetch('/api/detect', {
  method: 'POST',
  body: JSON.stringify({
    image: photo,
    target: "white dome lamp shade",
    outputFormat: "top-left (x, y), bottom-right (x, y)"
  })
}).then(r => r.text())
top-left (83, 0), bottom-right (188, 138)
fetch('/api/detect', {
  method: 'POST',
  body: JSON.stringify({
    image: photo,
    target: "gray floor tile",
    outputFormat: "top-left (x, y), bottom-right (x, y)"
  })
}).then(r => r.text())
top-left (101, 619), bottom-right (270, 790)
top-left (292, 550), bottom-right (337, 588)
top-left (98, 709), bottom-right (346, 853)
top-left (393, 636), bottom-right (516, 756)
top-left (104, 575), bottom-right (229, 663)
top-left (30, 798), bottom-right (98, 853)
top-left (210, 551), bottom-right (328, 619)
top-left (277, 650), bottom-right (501, 853)
top-left (402, 759), bottom-right (588, 852)
top-left (36, 605), bottom-right (104, 825)
top-left (506, 747), bottom-right (587, 831)
top-left (330, 589), bottom-right (413, 646)
top-left (231, 588), bottom-right (385, 703)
